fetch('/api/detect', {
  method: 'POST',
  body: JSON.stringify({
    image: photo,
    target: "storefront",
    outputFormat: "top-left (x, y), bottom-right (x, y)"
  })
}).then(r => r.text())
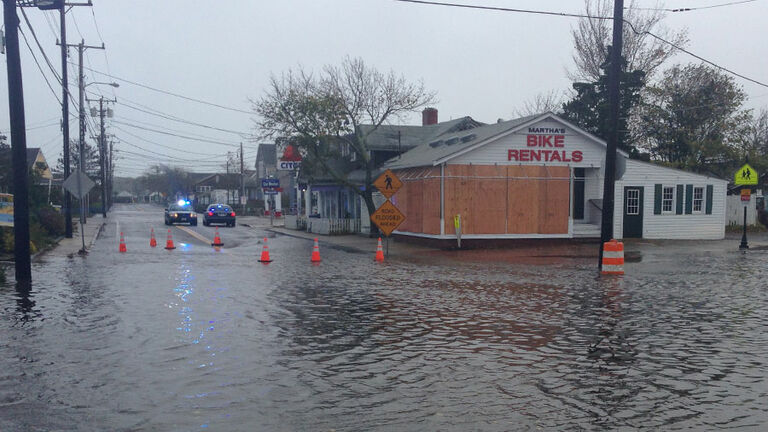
top-left (382, 112), bottom-right (726, 241)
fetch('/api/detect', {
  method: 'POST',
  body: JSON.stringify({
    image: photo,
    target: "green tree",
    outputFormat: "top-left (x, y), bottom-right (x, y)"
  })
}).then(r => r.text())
top-left (252, 57), bottom-right (435, 232)
top-left (561, 53), bottom-right (646, 156)
top-left (636, 63), bottom-right (749, 176)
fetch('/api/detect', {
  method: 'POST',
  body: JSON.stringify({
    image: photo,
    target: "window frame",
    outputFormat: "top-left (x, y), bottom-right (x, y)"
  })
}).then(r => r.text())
top-left (626, 188), bottom-right (640, 216)
top-left (661, 186), bottom-right (675, 213)
top-left (692, 186), bottom-right (704, 213)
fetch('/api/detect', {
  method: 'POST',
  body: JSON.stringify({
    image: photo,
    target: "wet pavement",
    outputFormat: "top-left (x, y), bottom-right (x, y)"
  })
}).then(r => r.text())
top-left (1, 204), bottom-right (767, 431)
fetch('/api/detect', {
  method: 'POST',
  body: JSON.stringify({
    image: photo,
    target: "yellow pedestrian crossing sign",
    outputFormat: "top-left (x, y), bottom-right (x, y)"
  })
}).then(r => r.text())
top-left (734, 164), bottom-right (758, 186)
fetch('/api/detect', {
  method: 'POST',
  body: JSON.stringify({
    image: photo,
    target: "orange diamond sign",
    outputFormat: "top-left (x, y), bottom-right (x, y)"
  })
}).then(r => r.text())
top-left (373, 169), bottom-right (402, 199)
top-left (370, 200), bottom-right (406, 236)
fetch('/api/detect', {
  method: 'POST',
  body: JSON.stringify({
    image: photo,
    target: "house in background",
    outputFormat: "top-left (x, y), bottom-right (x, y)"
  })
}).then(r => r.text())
top-left (192, 173), bottom-right (242, 208)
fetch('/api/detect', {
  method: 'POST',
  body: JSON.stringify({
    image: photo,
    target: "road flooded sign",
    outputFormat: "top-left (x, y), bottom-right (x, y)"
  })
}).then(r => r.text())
top-left (373, 169), bottom-right (402, 199)
top-left (734, 163), bottom-right (758, 186)
top-left (370, 200), bottom-right (406, 236)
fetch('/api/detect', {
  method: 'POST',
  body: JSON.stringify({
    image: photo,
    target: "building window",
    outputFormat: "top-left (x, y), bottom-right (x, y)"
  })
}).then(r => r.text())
top-left (662, 186), bottom-right (674, 213)
top-left (626, 189), bottom-right (640, 215)
top-left (693, 187), bottom-right (704, 212)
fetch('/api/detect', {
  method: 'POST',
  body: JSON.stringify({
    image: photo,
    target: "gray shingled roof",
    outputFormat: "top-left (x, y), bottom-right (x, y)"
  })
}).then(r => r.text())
top-left (359, 116), bottom-right (484, 151)
top-left (382, 114), bottom-right (541, 170)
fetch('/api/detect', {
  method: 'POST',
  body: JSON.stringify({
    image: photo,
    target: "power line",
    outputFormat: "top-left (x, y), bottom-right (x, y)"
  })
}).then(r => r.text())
top-left (111, 120), bottom-right (242, 147)
top-left (116, 97), bottom-right (253, 136)
top-left (69, 62), bottom-right (253, 114)
top-left (111, 125), bottom-right (226, 157)
top-left (393, 0), bottom-right (613, 20)
top-left (628, 0), bottom-right (757, 12)
top-left (394, 0), bottom-right (768, 89)
top-left (18, 26), bottom-right (61, 105)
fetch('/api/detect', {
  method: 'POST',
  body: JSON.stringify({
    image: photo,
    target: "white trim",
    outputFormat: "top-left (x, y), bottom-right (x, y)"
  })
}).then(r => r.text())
top-left (661, 185), bottom-right (675, 214)
top-left (432, 112), bottom-right (629, 166)
top-left (393, 230), bottom-right (571, 240)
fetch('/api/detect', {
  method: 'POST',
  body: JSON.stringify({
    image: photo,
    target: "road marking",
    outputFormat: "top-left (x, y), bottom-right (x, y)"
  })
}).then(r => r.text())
top-left (175, 225), bottom-right (215, 246)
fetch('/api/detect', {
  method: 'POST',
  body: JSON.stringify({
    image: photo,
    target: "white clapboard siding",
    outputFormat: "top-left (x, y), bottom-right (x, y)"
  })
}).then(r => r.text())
top-left (613, 160), bottom-right (728, 240)
top-left (451, 119), bottom-right (608, 168)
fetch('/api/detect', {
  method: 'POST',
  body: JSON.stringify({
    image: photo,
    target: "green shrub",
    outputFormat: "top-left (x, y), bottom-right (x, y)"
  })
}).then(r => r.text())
top-left (35, 206), bottom-right (65, 237)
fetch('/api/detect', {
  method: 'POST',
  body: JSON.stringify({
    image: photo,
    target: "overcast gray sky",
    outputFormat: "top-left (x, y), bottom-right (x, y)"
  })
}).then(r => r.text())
top-left (1, 0), bottom-right (766, 178)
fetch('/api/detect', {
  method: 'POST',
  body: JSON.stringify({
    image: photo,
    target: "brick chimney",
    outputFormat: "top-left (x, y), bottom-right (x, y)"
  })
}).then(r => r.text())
top-left (422, 107), bottom-right (438, 126)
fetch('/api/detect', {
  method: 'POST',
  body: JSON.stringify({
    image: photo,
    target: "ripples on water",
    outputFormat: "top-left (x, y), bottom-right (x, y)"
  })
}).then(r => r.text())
top-left (1, 238), bottom-right (767, 431)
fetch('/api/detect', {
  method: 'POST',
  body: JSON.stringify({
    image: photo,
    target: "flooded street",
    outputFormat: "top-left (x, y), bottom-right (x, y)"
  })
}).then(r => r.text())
top-left (2, 205), bottom-right (767, 431)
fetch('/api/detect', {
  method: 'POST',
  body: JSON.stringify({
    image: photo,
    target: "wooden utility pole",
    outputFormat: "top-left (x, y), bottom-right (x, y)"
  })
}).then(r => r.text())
top-left (598, 0), bottom-right (624, 270)
top-left (3, 0), bottom-right (31, 282)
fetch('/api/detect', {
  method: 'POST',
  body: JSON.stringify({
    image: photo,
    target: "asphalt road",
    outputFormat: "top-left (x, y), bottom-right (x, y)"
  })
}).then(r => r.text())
top-left (1, 203), bottom-right (767, 431)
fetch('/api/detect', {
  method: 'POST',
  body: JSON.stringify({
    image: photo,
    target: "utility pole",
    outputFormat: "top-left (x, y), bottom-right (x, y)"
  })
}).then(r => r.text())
top-left (226, 152), bottom-right (231, 205)
top-left (240, 142), bottom-right (244, 214)
top-left (87, 95), bottom-right (115, 218)
top-left (3, 0), bottom-right (31, 282)
top-left (108, 139), bottom-right (114, 208)
top-left (59, 2), bottom-right (72, 238)
top-left (65, 39), bottom-right (104, 225)
top-left (598, 0), bottom-right (624, 270)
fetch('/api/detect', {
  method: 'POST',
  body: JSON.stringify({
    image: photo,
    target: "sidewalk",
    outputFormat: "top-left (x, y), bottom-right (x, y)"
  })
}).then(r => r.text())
top-left (238, 215), bottom-right (423, 257)
top-left (44, 217), bottom-right (106, 258)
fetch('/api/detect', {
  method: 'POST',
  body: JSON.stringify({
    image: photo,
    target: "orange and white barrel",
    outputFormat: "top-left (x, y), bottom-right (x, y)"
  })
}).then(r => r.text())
top-left (601, 239), bottom-right (624, 275)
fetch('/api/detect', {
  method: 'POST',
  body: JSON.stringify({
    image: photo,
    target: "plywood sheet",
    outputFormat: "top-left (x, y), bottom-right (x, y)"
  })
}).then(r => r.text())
top-left (472, 165), bottom-right (507, 234)
top-left (422, 168), bottom-right (441, 234)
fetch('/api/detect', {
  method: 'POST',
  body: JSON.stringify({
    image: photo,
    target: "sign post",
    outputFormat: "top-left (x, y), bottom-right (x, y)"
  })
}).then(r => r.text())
top-left (734, 163), bottom-right (759, 250)
top-left (370, 170), bottom-right (405, 256)
top-left (63, 171), bottom-right (95, 253)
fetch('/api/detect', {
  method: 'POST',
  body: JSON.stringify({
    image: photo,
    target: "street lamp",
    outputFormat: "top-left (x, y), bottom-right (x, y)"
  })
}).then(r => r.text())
top-left (31, 0), bottom-right (63, 10)
top-left (86, 81), bottom-right (120, 89)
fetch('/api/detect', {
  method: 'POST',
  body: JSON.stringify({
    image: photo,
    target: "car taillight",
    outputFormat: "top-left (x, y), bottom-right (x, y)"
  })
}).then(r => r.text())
top-left (208, 211), bottom-right (214, 216)
top-left (230, 212), bottom-right (236, 217)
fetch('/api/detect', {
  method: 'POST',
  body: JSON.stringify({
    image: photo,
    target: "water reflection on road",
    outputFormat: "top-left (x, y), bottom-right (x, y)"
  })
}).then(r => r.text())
top-left (1, 215), bottom-right (768, 430)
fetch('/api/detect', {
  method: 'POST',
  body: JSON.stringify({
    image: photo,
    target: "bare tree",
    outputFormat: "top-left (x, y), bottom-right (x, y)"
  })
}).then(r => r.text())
top-left (515, 90), bottom-right (565, 117)
top-left (569, 0), bottom-right (688, 82)
top-left (253, 57), bottom-right (435, 232)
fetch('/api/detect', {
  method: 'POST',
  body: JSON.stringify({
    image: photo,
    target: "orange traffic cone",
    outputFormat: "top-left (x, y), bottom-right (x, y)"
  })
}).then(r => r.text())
top-left (258, 237), bottom-right (273, 263)
top-left (119, 232), bottom-right (127, 253)
top-left (310, 238), bottom-right (321, 263)
top-left (375, 237), bottom-right (384, 262)
top-left (149, 228), bottom-right (157, 248)
top-left (212, 227), bottom-right (224, 247)
top-left (165, 229), bottom-right (176, 250)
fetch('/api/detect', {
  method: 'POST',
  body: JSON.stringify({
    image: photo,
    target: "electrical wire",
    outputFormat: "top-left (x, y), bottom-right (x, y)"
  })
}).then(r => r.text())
top-left (68, 62), bottom-right (253, 114)
top-left (394, 0), bottom-right (768, 89)
top-left (111, 121), bottom-right (242, 147)
top-left (628, 0), bottom-right (757, 12)
top-left (393, 0), bottom-right (614, 20)
top-left (111, 125), bottom-right (226, 157)
top-left (18, 27), bottom-right (61, 105)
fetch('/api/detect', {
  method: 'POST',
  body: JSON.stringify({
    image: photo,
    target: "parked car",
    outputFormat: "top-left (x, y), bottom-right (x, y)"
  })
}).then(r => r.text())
top-left (203, 203), bottom-right (236, 227)
top-left (165, 201), bottom-right (197, 226)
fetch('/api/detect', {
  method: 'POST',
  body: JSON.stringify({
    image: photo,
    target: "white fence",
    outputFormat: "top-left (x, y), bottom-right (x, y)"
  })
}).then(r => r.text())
top-left (285, 215), bottom-right (360, 235)
top-left (726, 195), bottom-right (759, 225)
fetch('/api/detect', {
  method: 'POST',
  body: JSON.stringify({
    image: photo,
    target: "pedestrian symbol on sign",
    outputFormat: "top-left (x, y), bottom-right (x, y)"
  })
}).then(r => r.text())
top-left (734, 163), bottom-right (758, 186)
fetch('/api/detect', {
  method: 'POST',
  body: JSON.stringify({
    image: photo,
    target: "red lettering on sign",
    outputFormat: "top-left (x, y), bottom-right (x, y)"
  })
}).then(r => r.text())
top-left (541, 135), bottom-right (552, 147)
top-left (550, 150), bottom-right (562, 162)
top-left (527, 135), bottom-right (537, 147)
top-left (530, 150), bottom-right (541, 161)
top-left (520, 149), bottom-right (529, 162)
top-left (554, 135), bottom-right (564, 147)
top-left (508, 149), bottom-right (518, 161)
top-left (572, 151), bottom-right (583, 162)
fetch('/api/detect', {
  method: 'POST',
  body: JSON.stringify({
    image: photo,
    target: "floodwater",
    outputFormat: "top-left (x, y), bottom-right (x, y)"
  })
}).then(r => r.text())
top-left (1, 206), bottom-right (767, 431)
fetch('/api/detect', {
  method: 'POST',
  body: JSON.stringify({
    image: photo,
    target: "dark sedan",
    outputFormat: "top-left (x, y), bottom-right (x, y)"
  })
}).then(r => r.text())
top-left (164, 201), bottom-right (197, 226)
top-left (203, 204), bottom-right (236, 227)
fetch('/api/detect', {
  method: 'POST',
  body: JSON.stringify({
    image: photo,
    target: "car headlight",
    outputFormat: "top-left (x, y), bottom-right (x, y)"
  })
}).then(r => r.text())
top-left (190, 212), bottom-right (196, 218)
top-left (173, 213), bottom-right (178, 218)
